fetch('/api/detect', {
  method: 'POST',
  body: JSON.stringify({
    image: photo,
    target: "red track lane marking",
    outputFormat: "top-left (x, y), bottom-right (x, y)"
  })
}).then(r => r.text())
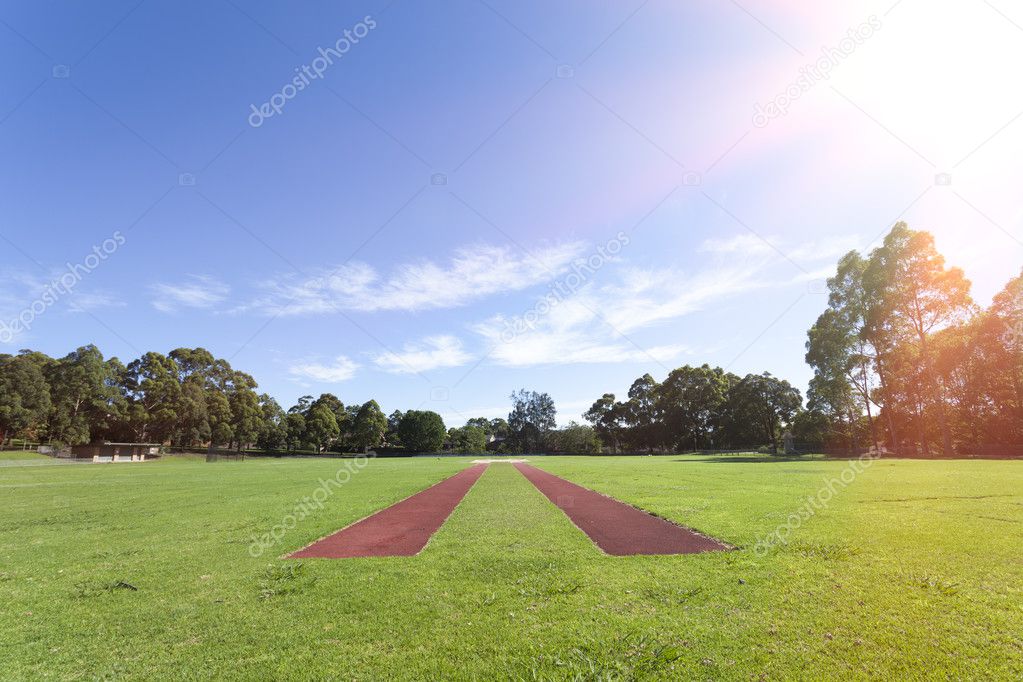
top-left (290, 464), bottom-right (489, 558)
top-left (514, 463), bottom-right (728, 556)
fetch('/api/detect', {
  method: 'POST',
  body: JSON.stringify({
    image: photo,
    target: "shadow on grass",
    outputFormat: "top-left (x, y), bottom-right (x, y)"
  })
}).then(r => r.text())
top-left (670, 456), bottom-right (820, 464)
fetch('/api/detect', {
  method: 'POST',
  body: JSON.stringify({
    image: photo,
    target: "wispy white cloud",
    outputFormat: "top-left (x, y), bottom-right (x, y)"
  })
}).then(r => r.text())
top-left (243, 242), bottom-right (586, 315)
top-left (372, 335), bottom-right (472, 374)
top-left (699, 233), bottom-right (776, 256)
top-left (0, 270), bottom-right (124, 345)
top-left (699, 232), bottom-right (858, 263)
top-left (785, 235), bottom-right (860, 262)
top-left (0, 271), bottom-right (44, 324)
top-left (473, 295), bottom-right (691, 368)
top-left (598, 265), bottom-right (767, 333)
top-left (288, 355), bottom-right (359, 383)
top-left (151, 275), bottom-right (229, 313)
top-left (603, 233), bottom-right (858, 333)
top-left (472, 232), bottom-right (854, 368)
top-left (67, 291), bottom-right (125, 313)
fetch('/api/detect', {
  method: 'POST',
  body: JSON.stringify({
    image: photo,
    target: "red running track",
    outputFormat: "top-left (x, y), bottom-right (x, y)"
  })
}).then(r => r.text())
top-left (290, 463), bottom-right (488, 558)
top-left (514, 463), bottom-right (727, 556)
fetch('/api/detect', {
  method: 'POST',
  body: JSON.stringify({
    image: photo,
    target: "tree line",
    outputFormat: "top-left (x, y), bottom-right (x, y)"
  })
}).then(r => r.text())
top-left (581, 224), bottom-right (1022, 456)
top-left (804, 223), bottom-right (1021, 456)
top-left (0, 345), bottom-right (394, 452)
top-left (0, 346), bottom-right (598, 454)
top-left (3, 224), bottom-right (1018, 457)
top-left (584, 368), bottom-right (801, 453)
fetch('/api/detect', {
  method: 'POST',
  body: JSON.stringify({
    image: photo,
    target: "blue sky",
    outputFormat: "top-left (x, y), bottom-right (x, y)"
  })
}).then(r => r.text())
top-left (2, 0), bottom-right (1022, 425)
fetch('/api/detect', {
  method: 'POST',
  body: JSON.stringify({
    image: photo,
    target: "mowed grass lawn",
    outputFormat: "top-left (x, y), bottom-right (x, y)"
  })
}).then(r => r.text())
top-left (0, 449), bottom-right (50, 461)
top-left (1, 453), bottom-right (1020, 680)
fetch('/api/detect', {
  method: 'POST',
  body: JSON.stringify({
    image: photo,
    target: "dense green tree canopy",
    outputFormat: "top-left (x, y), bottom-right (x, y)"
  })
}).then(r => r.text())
top-left (448, 424), bottom-right (488, 454)
top-left (549, 422), bottom-right (601, 453)
top-left (508, 389), bottom-right (556, 453)
top-left (800, 223), bottom-right (1008, 455)
top-left (352, 400), bottom-right (387, 452)
top-left (397, 410), bottom-right (446, 453)
top-left (305, 404), bottom-right (340, 453)
top-left (0, 353), bottom-right (51, 444)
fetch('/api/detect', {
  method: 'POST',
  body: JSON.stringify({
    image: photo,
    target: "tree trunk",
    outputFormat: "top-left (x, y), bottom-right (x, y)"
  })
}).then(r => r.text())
top-left (860, 360), bottom-right (880, 453)
top-left (919, 334), bottom-right (953, 456)
top-left (846, 408), bottom-right (857, 455)
top-left (934, 381), bottom-right (954, 456)
top-left (1013, 371), bottom-right (1023, 442)
top-left (914, 398), bottom-right (930, 457)
top-left (874, 356), bottom-right (899, 452)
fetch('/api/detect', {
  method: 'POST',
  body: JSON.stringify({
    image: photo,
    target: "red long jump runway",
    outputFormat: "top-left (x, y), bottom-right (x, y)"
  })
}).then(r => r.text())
top-left (290, 464), bottom-right (488, 559)
top-left (514, 463), bottom-right (727, 556)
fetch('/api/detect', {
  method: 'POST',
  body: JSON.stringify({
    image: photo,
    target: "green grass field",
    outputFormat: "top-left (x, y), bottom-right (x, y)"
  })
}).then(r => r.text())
top-left (0, 449), bottom-right (50, 461)
top-left (1, 452), bottom-right (1020, 680)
